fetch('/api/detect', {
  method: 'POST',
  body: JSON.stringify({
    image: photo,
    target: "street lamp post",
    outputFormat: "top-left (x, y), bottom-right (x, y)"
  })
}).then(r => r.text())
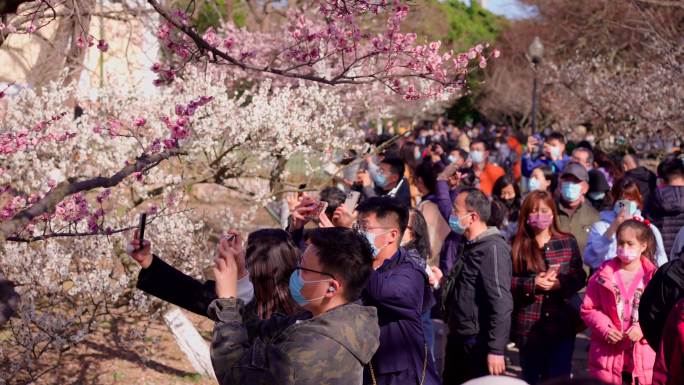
top-left (529, 36), bottom-right (544, 134)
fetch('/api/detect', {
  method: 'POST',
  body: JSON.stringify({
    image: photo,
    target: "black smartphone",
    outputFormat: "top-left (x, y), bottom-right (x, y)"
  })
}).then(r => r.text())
top-left (297, 183), bottom-right (307, 198)
top-left (137, 213), bottom-right (147, 250)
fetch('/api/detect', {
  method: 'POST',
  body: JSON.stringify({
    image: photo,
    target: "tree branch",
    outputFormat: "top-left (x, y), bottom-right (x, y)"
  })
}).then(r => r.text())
top-left (0, 148), bottom-right (184, 242)
top-left (635, 0), bottom-right (684, 8)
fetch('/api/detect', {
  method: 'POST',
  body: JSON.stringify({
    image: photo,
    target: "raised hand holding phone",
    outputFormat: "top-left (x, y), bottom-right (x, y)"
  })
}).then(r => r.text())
top-left (127, 214), bottom-right (152, 269)
top-left (214, 243), bottom-right (238, 299)
top-left (219, 231), bottom-right (247, 279)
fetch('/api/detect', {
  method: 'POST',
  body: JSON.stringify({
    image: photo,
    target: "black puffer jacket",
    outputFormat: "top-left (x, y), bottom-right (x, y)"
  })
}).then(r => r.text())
top-left (625, 166), bottom-right (657, 204)
top-left (646, 185), bottom-right (684, 256)
top-left (639, 252), bottom-right (684, 350)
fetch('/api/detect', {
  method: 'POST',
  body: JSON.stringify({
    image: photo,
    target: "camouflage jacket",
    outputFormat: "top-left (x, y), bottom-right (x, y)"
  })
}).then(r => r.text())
top-left (209, 298), bottom-right (380, 385)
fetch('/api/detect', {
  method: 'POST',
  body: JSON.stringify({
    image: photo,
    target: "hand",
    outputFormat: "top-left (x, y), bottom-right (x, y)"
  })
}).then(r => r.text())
top-left (535, 272), bottom-right (560, 291)
top-left (527, 135), bottom-right (539, 154)
top-left (358, 170), bottom-right (373, 187)
top-left (428, 266), bottom-right (443, 287)
top-left (438, 163), bottom-right (460, 181)
top-left (318, 210), bottom-right (334, 228)
top-left (625, 325), bottom-right (643, 342)
top-left (286, 193), bottom-right (301, 213)
top-left (219, 231), bottom-right (247, 279)
top-left (613, 205), bottom-right (629, 227)
top-left (487, 354), bottom-right (506, 375)
top-left (290, 195), bottom-right (317, 230)
top-left (332, 205), bottom-right (355, 228)
top-left (606, 329), bottom-right (624, 344)
top-left (127, 230), bottom-right (153, 269)
top-left (213, 254), bottom-right (238, 299)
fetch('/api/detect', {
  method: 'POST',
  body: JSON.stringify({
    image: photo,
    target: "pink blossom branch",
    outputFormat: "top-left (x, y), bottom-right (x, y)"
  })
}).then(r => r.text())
top-left (0, 148), bottom-right (185, 241)
top-left (147, 0), bottom-right (339, 85)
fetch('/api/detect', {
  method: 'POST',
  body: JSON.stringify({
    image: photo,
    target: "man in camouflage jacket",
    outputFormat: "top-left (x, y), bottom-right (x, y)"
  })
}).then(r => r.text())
top-left (210, 228), bottom-right (380, 385)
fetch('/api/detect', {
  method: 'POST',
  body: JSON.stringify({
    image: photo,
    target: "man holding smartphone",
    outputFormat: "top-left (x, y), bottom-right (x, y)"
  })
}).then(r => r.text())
top-left (210, 228), bottom-right (380, 385)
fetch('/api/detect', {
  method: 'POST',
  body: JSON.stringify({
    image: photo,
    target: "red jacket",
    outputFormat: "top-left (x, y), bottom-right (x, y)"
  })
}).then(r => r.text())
top-left (653, 298), bottom-right (684, 385)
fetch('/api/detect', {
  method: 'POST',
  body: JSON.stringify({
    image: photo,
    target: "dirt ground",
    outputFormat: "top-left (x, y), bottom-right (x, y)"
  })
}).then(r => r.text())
top-left (38, 312), bottom-right (217, 385)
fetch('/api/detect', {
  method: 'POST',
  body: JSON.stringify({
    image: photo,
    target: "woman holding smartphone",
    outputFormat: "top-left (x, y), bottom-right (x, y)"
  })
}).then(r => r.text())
top-left (128, 228), bottom-right (301, 321)
top-left (510, 191), bottom-right (587, 385)
top-left (584, 178), bottom-right (668, 271)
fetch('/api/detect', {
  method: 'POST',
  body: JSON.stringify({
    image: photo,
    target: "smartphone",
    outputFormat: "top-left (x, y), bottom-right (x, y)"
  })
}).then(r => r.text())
top-left (425, 266), bottom-right (440, 289)
top-left (306, 201), bottom-right (328, 220)
top-left (344, 191), bottom-right (361, 213)
top-left (547, 264), bottom-right (560, 276)
top-left (223, 233), bottom-right (235, 242)
top-left (297, 184), bottom-right (307, 199)
top-left (137, 213), bottom-right (147, 251)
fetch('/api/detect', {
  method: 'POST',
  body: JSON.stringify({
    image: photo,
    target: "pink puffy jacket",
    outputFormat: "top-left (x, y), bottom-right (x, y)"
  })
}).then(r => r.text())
top-left (580, 257), bottom-right (657, 385)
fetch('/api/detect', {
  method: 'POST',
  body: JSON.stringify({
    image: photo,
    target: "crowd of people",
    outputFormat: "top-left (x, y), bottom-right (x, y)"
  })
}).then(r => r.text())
top-left (126, 121), bottom-right (684, 385)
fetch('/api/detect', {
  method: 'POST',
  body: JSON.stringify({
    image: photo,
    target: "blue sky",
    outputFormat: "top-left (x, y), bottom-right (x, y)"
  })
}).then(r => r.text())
top-left (474, 0), bottom-right (537, 19)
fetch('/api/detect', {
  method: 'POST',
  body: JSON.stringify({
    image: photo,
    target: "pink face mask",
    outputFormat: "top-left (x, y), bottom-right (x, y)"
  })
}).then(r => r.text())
top-left (527, 213), bottom-right (554, 230)
top-left (616, 247), bottom-right (640, 263)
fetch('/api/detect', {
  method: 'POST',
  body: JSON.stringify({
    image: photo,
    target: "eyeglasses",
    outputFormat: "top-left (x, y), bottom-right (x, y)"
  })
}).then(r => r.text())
top-left (295, 266), bottom-right (336, 280)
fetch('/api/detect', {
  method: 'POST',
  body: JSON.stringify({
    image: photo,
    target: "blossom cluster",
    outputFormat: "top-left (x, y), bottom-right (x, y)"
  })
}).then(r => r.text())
top-left (0, 66), bottom-right (370, 379)
top-left (150, 0), bottom-right (497, 99)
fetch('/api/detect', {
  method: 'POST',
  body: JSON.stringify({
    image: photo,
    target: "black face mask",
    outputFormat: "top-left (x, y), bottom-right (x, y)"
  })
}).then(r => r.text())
top-left (503, 198), bottom-right (516, 209)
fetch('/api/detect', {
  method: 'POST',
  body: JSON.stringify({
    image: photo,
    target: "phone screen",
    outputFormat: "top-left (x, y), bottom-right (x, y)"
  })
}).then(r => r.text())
top-left (137, 213), bottom-right (147, 250)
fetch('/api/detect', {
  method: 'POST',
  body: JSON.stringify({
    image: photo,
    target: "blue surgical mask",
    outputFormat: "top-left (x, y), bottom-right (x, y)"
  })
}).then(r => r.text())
top-left (448, 214), bottom-right (468, 234)
top-left (614, 199), bottom-right (638, 216)
top-left (364, 230), bottom-right (390, 259)
top-left (288, 270), bottom-right (330, 306)
top-left (415, 151), bottom-right (422, 161)
top-left (588, 191), bottom-right (606, 201)
top-left (550, 146), bottom-right (562, 159)
top-left (528, 178), bottom-right (542, 191)
top-left (470, 150), bottom-right (484, 164)
top-left (448, 155), bottom-right (458, 164)
top-left (373, 173), bottom-right (388, 189)
top-left (561, 182), bottom-right (582, 202)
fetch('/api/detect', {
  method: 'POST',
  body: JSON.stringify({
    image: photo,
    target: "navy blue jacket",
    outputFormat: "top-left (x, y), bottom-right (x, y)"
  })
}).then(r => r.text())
top-left (362, 248), bottom-right (441, 385)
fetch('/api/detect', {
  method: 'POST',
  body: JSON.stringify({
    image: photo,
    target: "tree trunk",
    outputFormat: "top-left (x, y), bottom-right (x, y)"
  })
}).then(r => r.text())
top-left (27, 0), bottom-right (94, 88)
top-left (269, 156), bottom-right (287, 199)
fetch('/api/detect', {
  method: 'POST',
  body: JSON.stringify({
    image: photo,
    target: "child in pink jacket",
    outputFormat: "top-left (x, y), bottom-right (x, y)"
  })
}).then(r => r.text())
top-left (581, 219), bottom-right (658, 385)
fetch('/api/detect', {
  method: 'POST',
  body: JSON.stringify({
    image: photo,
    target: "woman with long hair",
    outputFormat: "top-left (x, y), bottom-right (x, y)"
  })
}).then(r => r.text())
top-left (511, 191), bottom-right (587, 384)
top-left (527, 165), bottom-right (556, 194)
top-left (584, 178), bottom-right (668, 272)
top-left (399, 141), bottom-right (423, 207)
top-left (245, 229), bottom-right (300, 319)
top-left (129, 228), bottom-right (300, 320)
